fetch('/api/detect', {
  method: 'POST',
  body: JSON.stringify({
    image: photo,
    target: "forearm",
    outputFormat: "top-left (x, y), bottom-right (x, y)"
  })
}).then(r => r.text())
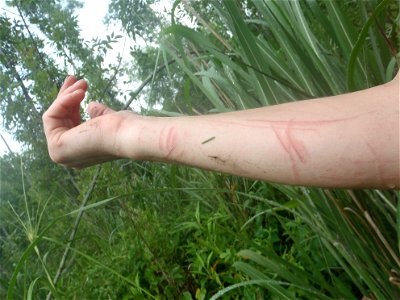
top-left (122, 78), bottom-right (399, 189)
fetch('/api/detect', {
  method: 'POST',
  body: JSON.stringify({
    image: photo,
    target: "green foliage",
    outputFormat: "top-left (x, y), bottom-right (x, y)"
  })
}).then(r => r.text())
top-left (106, 0), bottom-right (162, 42)
top-left (161, 0), bottom-right (399, 298)
top-left (1, 0), bottom-right (399, 299)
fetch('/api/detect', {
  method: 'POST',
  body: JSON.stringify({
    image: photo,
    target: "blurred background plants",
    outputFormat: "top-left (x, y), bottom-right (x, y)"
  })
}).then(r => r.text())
top-left (0, 0), bottom-right (399, 299)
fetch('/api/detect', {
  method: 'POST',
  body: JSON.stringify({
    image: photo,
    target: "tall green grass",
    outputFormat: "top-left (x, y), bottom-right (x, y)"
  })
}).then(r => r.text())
top-left (2, 0), bottom-right (399, 299)
top-left (160, 0), bottom-right (399, 298)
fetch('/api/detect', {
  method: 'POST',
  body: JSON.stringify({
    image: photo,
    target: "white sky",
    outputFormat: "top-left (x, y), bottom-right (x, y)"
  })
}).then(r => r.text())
top-left (0, 0), bottom-right (161, 155)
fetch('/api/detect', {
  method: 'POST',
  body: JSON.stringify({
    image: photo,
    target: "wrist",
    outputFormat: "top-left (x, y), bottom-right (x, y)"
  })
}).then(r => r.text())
top-left (119, 114), bottom-right (170, 161)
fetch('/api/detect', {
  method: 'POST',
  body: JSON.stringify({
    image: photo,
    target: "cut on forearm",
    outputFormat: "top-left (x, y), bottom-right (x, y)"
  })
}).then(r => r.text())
top-left (127, 77), bottom-right (399, 189)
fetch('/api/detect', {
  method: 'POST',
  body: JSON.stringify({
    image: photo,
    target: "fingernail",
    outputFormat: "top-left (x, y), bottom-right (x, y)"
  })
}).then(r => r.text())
top-left (65, 74), bottom-right (76, 80)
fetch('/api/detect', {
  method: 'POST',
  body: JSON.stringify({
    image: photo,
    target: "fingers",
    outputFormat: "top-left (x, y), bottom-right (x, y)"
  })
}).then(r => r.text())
top-left (46, 88), bottom-right (86, 119)
top-left (58, 75), bottom-right (77, 95)
top-left (87, 102), bottom-right (116, 119)
top-left (58, 75), bottom-right (88, 97)
top-left (45, 77), bottom-right (88, 118)
top-left (61, 78), bottom-right (88, 97)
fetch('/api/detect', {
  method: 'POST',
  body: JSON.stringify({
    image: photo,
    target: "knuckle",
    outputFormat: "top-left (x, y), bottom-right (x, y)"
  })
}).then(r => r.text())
top-left (49, 150), bottom-right (67, 165)
top-left (42, 112), bottom-right (48, 121)
top-left (48, 150), bottom-right (61, 163)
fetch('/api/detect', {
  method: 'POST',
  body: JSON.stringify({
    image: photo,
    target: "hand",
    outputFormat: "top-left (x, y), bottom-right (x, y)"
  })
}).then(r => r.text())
top-left (43, 75), bottom-right (139, 168)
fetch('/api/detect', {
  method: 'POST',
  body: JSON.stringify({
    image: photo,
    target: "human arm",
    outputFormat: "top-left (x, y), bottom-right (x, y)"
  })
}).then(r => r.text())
top-left (43, 74), bottom-right (400, 189)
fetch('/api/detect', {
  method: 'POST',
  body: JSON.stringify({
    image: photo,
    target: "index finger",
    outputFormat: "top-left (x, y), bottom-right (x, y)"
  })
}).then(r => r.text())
top-left (46, 88), bottom-right (86, 120)
top-left (58, 75), bottom-right (77, 96)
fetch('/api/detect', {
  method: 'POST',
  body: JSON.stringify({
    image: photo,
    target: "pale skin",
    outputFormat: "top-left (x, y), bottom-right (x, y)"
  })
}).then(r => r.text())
top-left (42, 74), bottom-right (400, 189)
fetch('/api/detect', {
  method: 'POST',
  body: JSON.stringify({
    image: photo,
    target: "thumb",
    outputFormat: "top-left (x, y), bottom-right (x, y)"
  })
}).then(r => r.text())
top-left (87, 102), bottom-right (116, 119)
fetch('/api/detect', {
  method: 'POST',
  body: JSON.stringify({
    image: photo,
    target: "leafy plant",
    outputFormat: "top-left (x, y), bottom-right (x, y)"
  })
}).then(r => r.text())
top-left (161, 0), bottom-right (399, 299)
top-left (1, 0), bottom-right (398, 299)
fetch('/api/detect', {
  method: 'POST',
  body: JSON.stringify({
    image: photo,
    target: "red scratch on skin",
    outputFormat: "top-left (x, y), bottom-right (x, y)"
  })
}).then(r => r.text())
top-left (271, 125), bottom-right (290, 154)
top-left (271, 121), bottom-right (308, 178)
top-left (165, 127), bottom-right (177, 158)
top-left (158, 127), bottom-right (166, 151)
top-left (213, 116), bottom-right (356, 131)
top-left (247, 117), bottom-right (354, 127)
top-left (271, 120), bottom-right (309, 179)
top-left (166, 127), bottom-right (175, 149)
top-left (271, 124), bottom-right (299, 178)
top-left (159, 126), bottom-right (178, 158)
top-left (364, 141), bottom-right (385, 186)
top-left (286, 121), bottom-right (308, 163)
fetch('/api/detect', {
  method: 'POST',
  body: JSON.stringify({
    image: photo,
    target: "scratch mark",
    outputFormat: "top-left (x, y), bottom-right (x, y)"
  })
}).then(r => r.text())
top-left (208, 155), bottom-right (226, 164)
top-left (158, 127), bottom-right (167, 151)
top-left (159, 126), bottom-right (178, 158)
top-left (247, 117), bottom-right (354, 126)
top-left (271, 120), bottom-right (309, 179)
top-left (286, 121), bottom-right (308, 163)
top-left (271, 124), bottom-right (299, 178)
top-left (364, 141), bottom-right (385, 186)
top-left (166, 127), bottom-right (175, 150)
top-left (213, 116), bottom-right (356, 131)
top-left (166, 127), bottom-right (177, 158)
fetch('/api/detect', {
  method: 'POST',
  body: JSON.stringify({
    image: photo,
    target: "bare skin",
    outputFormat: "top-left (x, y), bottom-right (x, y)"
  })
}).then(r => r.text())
top-left (42, 74), bottom-right (400, 189)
